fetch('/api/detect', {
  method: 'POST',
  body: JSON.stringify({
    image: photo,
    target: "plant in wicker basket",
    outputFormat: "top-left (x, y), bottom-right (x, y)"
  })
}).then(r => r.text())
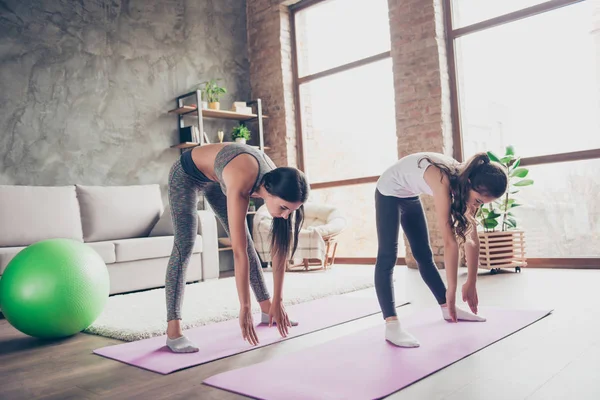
top-left (476, 145), bottom-right (534, 274)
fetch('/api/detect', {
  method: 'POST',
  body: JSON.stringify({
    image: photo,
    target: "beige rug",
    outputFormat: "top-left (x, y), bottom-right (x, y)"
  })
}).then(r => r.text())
top-left (84, 265), bottom-right (380, 342)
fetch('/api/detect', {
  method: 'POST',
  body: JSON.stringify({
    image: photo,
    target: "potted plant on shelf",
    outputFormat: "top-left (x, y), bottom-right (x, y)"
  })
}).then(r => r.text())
top-left (476, 145), bottom-right (534, 274)
top-left (231, 123), bottom-right (251, 144)
top-left (201, 79), bottom-right (227, 110)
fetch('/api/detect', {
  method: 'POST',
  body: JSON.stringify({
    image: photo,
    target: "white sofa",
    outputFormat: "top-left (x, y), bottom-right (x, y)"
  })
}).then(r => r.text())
top-left (0, 184), bottom-right (219, 296)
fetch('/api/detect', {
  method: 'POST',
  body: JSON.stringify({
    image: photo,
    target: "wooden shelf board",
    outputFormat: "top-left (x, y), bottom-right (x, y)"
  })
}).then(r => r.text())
top-left (170, 142), bottom-right (199, 149)
top-left (219, 246), bottom-right (233, 252)
top-left (168, 106), bottom-right (197, 115)
top-left (203, 109), bottom-right (265, 121)
top-left (168, 106), bottom-right (268, 121)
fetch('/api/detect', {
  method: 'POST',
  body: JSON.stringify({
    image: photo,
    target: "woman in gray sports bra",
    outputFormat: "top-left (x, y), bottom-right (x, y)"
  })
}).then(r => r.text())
top-left (165, 143), bottom-right (309, 353)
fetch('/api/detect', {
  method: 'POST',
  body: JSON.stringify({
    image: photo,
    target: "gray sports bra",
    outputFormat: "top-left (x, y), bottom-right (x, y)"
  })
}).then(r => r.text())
top-left (214, 143), bottom-right (276, 195)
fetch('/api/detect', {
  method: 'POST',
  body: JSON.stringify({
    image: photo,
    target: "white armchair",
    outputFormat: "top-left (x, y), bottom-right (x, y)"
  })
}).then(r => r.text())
top-left (252, 202), bottom-right (347, 271)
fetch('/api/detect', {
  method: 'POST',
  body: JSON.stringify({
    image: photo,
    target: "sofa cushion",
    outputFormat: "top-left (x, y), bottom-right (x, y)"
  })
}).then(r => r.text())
top-left (112, 236), bottom-right (202, 263)
top-left (0, 185), bottom-right (84, 247)
top-left (85, 241), bottom-right (116, 264)
top-left (0, 246), bottom-right (26, 275)
top-left (0, 243), bottom-right (116, 276)
top-left (148, 205), bottom-right (174, 237)
top-left (76, 184), bottom-right (164, 242)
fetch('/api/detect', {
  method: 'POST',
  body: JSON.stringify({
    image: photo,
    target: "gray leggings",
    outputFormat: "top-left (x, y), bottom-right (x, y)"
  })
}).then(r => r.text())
top-left (165, 159), bottom-right (270, 321)
top-left (374, 188), bottom-right (447, 319)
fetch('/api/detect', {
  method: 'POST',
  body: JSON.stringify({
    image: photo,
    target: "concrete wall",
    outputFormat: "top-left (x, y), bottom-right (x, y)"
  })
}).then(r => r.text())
top-left (0, 0), bottom-right (250, 205)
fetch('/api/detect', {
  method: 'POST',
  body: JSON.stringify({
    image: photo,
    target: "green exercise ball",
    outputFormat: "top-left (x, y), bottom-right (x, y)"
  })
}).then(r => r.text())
top-left (0, 238), bottom-right (109, 339)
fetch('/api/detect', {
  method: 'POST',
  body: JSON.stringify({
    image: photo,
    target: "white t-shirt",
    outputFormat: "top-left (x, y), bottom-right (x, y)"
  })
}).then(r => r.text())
top-left (376, 152), bottom-right (458, 198)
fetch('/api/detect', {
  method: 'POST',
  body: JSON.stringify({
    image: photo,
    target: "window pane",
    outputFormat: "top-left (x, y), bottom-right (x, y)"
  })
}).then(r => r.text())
top-left (507, 158), bottom-right (600, 257)
top-left (451, 0), bottom-right (548, 29)
top-left (294, 0), bottom-right (390, 77)
top-left (300, 58), bottom-right (397, 183)
top-left (456, 1), bottom-right (600, 158)
top-left (308, 183), bottom-right (406, 258)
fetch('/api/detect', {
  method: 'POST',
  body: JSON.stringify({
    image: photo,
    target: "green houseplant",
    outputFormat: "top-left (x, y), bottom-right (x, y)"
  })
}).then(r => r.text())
top-left (200, 79), bottom-right (227, 110)
top-left (477, 145), bottom-right (534, 232)
top-left (476, 145), bottom-right (534, 273)
top-left (231, 123), bottom-right (251, 144)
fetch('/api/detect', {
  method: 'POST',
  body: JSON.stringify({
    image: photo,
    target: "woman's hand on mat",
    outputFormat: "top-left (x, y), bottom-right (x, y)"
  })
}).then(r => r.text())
top-left (462, 281), bottom-right (479, 314)
top-left (445, 290), bottom-right (457, 322)
top-left (240, 306), bottom-right (259, 346)
top-left (269, 300), bottom-right (291, 338)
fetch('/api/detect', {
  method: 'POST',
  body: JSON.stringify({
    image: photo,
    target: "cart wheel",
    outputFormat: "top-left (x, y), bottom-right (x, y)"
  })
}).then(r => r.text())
top-left (490, 268), bottom-right (498, 275)
top-left (515, 267), bottom-right (521, 273)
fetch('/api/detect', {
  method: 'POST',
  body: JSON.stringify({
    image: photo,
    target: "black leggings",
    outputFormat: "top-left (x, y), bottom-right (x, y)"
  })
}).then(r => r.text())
top-left (374, 188), bottom-right (447, 319)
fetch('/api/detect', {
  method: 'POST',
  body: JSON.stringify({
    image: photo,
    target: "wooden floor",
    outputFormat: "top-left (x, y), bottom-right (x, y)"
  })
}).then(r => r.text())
top-left (1, 266), bottom-right (599, 400)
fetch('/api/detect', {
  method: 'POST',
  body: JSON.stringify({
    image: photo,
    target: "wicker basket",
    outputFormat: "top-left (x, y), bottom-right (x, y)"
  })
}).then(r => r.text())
top-left (478, 230), bottom-right (527, 273)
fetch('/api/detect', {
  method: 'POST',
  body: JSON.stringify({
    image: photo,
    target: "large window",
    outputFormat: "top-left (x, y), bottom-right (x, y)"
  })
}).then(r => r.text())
top-left (308, 183), bottom-right (386, 259)
top-left (292, 0), bottom-right (403, 259)
top-left (456, 1), bottom-right (600, 158)
top-left (299, 58), bottom-right (397, 182)
top-left (447, 0), bottom-right (600, 265)
top-left (511, 159), bottom-right (600, 258)
top-left (295, 0), bottom-right (391, 76)
top-left (451, 0), bottom-right (551, 28)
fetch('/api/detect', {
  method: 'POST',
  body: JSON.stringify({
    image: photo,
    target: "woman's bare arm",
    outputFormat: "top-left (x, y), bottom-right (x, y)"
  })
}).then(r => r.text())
top-left (221, 155), bottom-right (259, 308)
top-left (424, 166), bottom-right (459, 293)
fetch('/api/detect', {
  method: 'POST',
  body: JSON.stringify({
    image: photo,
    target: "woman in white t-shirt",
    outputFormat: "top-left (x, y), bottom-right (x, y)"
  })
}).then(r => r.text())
top-left (375, 152), bottom-right (508, 347)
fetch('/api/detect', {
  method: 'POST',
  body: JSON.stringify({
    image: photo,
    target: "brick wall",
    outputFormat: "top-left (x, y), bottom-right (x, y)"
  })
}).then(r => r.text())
top-left (388, 0), bottom-right (454, 269)
top-left (246, 0), bottom-right (298, 168)
top-left (247, 0), bottom-right (454, 268)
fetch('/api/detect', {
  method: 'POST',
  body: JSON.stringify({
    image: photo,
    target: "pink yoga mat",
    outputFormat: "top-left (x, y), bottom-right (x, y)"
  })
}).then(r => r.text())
top-left (204, 307), bottom-right (552, 400)
top-left (93, 295), bottom-right (409, 374)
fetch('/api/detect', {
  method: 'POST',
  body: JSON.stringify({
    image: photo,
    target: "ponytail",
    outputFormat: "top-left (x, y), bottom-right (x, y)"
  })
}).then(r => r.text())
top-left (463, 153), bottom-right (491, 180)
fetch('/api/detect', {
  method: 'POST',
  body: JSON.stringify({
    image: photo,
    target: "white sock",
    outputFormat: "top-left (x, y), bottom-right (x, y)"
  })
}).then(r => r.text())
top-left (385, 320), bottom-right (420, 348)
top-left (441, 305), bottom-right (486, 322)
top-left (261, 312), bottom-right (299, 326)
top-left (166, 335), bottom-right (199, 353)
